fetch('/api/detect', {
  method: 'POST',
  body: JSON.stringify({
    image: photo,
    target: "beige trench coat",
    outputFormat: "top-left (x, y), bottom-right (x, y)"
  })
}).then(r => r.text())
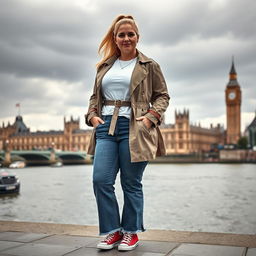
top-left (85, 50), bottom-right (170, 162)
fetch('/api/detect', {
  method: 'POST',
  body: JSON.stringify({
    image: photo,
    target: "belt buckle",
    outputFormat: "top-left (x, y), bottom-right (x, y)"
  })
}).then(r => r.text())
top-left (115, 100), bottom-right (122, 107)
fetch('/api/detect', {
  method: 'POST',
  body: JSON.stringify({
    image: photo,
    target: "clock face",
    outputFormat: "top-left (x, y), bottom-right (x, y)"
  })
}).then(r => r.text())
top-left (228, 91), bottom-right (236, 100)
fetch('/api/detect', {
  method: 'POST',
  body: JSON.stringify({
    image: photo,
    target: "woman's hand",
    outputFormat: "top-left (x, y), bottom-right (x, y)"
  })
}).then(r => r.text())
top-left (136, 116), bottom-right (153, 129)
top-left (90, 116), bottom-right (105, 128)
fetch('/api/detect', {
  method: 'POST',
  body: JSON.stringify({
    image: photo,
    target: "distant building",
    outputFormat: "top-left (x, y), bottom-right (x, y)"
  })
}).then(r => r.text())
top-left (0, 111), bottom-right (225, 155)
top-left (161, 110), bottom-right (225, 154)
top-left (245, 112), bottom-right (256, 149)
top-left (0, 116), bottom-right (91, 152)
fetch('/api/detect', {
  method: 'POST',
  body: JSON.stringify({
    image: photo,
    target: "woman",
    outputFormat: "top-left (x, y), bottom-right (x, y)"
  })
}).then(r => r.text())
top-left (85, 14), bottom-right (170, 251)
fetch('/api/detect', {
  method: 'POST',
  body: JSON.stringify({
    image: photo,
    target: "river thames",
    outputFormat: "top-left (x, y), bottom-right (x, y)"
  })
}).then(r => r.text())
top-left (0, 163), bottom-right (255, 235)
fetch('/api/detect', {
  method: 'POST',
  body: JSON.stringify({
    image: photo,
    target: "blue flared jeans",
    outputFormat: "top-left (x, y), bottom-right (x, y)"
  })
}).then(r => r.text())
top-left (93, 115), bottom-right (148, 235)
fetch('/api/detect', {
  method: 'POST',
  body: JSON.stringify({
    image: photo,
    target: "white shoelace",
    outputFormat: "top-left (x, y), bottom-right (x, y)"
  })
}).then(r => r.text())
top-left (121, 233), bottom-right (132, 244)
top-left (103, 233), bottom-right (115, 243)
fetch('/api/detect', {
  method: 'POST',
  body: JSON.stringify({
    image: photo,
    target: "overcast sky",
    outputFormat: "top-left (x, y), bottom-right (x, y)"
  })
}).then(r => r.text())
top-left (1, 0), bottom-right (256, 132)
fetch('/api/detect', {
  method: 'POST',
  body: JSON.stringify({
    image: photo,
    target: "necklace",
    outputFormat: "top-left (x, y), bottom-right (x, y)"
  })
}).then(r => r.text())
top-left (118, 58), bottom-right (136, 69)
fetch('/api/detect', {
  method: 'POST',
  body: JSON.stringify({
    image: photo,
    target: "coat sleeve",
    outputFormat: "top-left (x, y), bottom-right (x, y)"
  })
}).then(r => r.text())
top-left (144, 61), bottom-right (170, 126)
top-left (84, 77), bottom-right (99, 127)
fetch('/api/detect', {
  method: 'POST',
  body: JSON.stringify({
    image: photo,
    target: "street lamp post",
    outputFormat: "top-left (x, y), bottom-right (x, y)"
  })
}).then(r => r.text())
top-left (50, 141), bottom-right (56, 164)
top-left (4, 139), bottom-right (11, 167)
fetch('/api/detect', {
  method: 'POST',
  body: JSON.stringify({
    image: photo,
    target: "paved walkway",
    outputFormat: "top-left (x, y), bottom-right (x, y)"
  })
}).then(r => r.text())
top-left (0, 221), bottom-right (255, 256)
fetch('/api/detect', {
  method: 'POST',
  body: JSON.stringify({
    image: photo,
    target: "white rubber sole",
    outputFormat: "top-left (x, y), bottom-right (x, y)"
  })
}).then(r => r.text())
top-left (118, 241), bottom-right (139, 251)
top-left (97, 241), bottom-right (119, 250)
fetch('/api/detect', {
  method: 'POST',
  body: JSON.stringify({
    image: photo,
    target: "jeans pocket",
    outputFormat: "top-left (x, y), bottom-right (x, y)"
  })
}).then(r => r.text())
top-left (95, 123), bottom-right (102, 129)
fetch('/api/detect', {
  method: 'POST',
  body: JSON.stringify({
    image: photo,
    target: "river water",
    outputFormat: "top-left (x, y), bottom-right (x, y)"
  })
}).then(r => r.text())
top-left (0, 164), bottom-right (255, 235)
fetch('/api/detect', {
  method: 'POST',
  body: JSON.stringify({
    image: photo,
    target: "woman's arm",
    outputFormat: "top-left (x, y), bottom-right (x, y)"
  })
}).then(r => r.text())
top-left (144, 61), bottom-right (170, 126)
top-left (85, 77), bottom-right (99, 127)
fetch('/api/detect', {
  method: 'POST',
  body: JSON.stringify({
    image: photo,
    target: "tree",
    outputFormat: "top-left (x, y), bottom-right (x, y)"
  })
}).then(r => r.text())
top-left (237, 136), bottom-right (248, 149)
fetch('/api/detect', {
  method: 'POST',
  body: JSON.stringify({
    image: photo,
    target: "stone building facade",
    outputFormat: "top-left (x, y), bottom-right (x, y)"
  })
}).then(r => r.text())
top-left (161, 110), bottom-right (225, 154)
top-left (0, 116), bottom-right (91, 152)
top-left (0, 111), bottom-right (224, 155)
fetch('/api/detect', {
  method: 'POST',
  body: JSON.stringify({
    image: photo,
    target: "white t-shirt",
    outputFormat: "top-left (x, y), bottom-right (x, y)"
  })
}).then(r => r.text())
top-left (101, 57), bottom-right (137, 119)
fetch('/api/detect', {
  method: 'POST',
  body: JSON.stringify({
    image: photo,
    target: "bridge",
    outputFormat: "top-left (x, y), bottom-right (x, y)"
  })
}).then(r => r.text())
top-left (0, 150), bottom-right (93, 166)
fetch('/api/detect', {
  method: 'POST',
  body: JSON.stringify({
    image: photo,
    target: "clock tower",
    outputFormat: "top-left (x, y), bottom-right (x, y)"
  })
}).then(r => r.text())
top-left (225, 58), bottom-right (242, 144)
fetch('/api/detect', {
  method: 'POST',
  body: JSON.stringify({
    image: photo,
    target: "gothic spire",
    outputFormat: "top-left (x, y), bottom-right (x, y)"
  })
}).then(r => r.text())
top-left (227, 56), bottom-right (239, 86)
top-left (230, 56), bottom-right (237, 75)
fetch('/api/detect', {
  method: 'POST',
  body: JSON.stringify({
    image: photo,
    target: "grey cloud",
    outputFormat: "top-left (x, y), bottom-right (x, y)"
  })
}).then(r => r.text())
top-left (139, 0), bottom-right (256, 46)
top-left (0, 0), bottom-right (99, 82)
top-left (0, 74), bottom-right (47, 118)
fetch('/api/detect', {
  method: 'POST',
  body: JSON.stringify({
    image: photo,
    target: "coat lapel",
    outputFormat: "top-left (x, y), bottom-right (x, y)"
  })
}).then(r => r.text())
top-left (130, 51), bottom-right (152, 96)
top-left (96, 56), bottom-right (117, 88)
top-left (129, 62), bottom-right (147, 96)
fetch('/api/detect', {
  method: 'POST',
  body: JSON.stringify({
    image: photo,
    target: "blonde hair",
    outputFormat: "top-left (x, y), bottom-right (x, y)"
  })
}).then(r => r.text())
top-left (96, 14), bottom-right (139, 69)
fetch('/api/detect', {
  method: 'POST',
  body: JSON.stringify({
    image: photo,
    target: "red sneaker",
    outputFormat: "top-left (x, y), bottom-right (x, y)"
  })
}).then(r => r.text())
top-left (97, 231), bottom-right (123, 250)
top-left (118, 233), bottom-right (139, 251)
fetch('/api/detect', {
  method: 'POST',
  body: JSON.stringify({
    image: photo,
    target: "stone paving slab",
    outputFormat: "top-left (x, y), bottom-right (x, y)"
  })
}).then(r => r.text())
top-left (1, 243), bottom-right (80, 256)
top-left (135, 241), bottom-right (178, 254)
top-left (0, 254), bottom-right (15, 256)
top-left (0, 240), bottom-right (24, 251)
top-left (84, 239), bottom-right (179, 254)
top-left (247, 248), bottom-right (256, 256)
top-left (0, 231), bottom-right (50, 243)
top-left (170, 243), bottom-right (246, 256)
top-left (0, 237), bottom-right (174, 256)
top-left (65, 247), bottom-right (167, 256)
top-left (33, 234), bottom-right (99, 247)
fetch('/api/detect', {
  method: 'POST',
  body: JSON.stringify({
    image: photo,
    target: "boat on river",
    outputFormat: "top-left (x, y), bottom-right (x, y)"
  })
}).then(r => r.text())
top-left (9, 161), bottom-right (26, 169)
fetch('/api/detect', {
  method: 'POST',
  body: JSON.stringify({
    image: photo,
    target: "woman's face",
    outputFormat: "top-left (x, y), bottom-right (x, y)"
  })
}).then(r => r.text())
top-left (115, 23), bottom-right (138, 58)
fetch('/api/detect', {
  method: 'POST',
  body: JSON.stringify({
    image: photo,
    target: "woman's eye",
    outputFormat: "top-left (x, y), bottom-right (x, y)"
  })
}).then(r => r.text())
top-left (128, 32), bottom-right (135, 37)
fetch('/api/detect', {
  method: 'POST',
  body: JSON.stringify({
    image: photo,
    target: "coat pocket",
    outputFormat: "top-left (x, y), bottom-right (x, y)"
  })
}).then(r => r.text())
top-left (135, 120), bottom-right (158, 155)
top-left (136, 120), bottom-right (157, 141)
top-left (137, 120), bottom-right (151, 134)
top-left (134, 102), bottom-right (150, 117)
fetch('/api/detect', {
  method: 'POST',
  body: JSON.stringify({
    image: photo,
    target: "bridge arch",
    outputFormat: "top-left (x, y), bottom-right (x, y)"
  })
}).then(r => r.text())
top-left (11, 151), bottom-right (51, 165)
top-left (58, 154), bottom-right (85, 161)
